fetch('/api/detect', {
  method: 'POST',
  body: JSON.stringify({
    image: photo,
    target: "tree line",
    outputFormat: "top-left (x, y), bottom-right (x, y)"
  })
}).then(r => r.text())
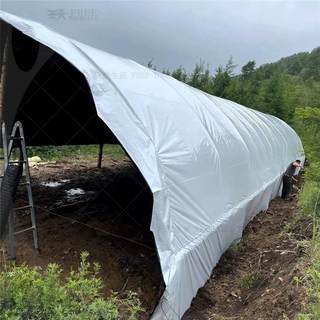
top-left (149, 46), bottom-right (320, 127)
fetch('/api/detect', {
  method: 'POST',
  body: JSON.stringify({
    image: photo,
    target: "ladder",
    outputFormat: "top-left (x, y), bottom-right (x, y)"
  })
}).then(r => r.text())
top-left (1, 121), bottom-right (39, 259)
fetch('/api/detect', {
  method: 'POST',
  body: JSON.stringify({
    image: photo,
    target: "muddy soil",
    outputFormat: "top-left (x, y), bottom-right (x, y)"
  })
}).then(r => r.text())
top-left (11, 159), bottom-right (306, 319)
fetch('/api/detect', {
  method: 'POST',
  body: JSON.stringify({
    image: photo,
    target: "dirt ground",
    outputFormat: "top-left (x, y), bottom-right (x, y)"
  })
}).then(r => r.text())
top-left (11, 158), bottom-right (307, 319)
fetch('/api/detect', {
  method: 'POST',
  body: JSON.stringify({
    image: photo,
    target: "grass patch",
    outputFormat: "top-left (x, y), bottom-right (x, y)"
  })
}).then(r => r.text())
top-left (26, 145), bottom-right (127, 161)
top-left (295, 175), bottom-right (320, 319)
top-left (297, 238), bottom-right (320, 320)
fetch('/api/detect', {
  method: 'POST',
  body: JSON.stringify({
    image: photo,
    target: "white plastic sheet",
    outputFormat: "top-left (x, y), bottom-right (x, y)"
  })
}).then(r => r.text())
top-left (0, 11), bottom-right (304, 319)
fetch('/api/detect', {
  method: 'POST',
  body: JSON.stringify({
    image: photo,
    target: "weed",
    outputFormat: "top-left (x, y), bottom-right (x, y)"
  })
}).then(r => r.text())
top-left (239, 271), bottom-right (260, 289)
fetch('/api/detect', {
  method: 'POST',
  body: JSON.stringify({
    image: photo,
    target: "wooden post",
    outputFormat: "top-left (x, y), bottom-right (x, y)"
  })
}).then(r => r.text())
top-left (98, 142), bottom-right (104, 168)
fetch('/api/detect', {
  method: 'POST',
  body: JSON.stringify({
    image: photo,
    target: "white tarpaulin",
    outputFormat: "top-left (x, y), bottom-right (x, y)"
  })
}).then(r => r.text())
top-left (0, 11), bottom-right (304, 319)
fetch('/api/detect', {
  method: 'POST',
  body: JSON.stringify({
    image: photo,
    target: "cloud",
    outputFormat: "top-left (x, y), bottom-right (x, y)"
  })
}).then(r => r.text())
top-left (2, 0), bottom-right (320, 72)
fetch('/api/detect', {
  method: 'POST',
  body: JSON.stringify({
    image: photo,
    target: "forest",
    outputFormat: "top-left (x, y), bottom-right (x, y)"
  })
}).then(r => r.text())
top-left (155, 46), bottom-right (320, 126)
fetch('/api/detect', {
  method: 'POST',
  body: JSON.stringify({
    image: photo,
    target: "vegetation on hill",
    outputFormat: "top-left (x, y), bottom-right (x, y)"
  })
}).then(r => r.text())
top-left (154, 47), bottom-right (320, 127)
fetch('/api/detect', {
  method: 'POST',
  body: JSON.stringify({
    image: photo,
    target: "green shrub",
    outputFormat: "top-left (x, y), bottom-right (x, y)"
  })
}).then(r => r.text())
top-left (0, 252), bottom-right (143, 320)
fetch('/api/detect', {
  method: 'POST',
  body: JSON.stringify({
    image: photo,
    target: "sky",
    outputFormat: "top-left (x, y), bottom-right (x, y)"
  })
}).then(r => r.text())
top-left (1, 0), bottom-right (320, 73)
